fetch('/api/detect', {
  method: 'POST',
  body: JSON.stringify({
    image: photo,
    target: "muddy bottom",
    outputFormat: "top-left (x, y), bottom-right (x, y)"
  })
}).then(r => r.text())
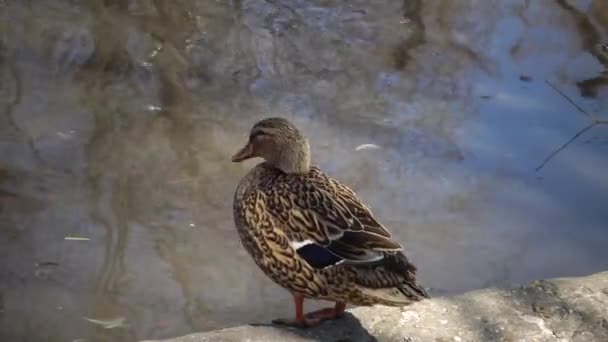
top-left (0, 0), bottom-right (607, 341)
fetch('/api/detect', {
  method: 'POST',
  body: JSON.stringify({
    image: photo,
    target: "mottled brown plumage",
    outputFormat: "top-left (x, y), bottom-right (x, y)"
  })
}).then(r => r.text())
top-left (232, 117), bottom-right (428, 327)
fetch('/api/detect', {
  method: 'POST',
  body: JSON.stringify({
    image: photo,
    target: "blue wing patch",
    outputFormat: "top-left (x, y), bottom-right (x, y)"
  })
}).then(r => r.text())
top-left (296, 243), bottom-right (344, 269)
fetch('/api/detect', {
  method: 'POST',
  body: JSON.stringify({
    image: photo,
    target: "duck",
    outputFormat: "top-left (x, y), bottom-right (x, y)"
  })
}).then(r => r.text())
top-left (231, 117), bottom-right (428, 328)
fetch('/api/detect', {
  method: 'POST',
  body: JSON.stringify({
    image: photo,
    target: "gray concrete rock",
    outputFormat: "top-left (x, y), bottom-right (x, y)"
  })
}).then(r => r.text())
top-left (144, 271), bottom-right (608, 342)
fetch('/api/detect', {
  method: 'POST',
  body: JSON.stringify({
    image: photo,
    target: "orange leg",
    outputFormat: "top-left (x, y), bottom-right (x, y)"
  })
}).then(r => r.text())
top-left (305, 302), bottom-right (346, 320)
top-left (272, 294), bottom-right (346, 328)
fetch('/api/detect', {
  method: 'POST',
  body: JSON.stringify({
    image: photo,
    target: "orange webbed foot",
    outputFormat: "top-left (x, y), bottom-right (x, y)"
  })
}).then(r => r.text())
top-left (304, 307), bottom-right (344, 320)
top-left (277, 294), bottom-right (346, 328)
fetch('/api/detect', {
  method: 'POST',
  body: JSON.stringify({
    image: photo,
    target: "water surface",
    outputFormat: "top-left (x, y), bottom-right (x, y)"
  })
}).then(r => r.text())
top-left (0, 0), bottom-right (607, 341)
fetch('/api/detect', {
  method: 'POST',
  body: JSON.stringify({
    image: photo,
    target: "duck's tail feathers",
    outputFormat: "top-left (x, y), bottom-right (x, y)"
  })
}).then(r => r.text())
top-left (359, 281), bottom-right (429, 305)
top-left (397, 281), bottom-right (430, 300)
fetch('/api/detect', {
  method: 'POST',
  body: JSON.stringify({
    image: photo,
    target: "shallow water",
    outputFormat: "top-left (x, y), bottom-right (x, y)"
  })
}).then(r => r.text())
top-left (0, 0), bottom-right (607, 341)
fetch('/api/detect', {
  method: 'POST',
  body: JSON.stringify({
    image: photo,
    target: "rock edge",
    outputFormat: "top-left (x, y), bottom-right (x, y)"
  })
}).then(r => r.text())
top-left (144, 271), bottom-right (608, 342)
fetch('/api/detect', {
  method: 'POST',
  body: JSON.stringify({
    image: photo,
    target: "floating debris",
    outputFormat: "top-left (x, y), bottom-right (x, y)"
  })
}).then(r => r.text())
top-left (145, 105), bottom-right (163, 112)
top-left (35, 261), bottom-right (59, 267)
top-left (34, 262), bottom-right (59, 279)
top-left (519, 75), bottom-right (533, 82)
top-left (64, 236), bottom-right (91, 241)
top-left (83, 316), bottom-right (129, 329)
top-left (56, 130), bottom-right (76, 139)
top-left (355, 143), bottom-right (381, 151)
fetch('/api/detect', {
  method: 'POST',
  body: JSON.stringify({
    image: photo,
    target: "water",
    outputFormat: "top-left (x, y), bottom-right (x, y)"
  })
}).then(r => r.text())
top-left (0, 0), bottom-right (607, 341)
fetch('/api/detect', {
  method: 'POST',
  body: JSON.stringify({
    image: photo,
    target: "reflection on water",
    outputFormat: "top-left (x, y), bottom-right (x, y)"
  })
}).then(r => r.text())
top-left (1, 0), bottom-right (607, 341)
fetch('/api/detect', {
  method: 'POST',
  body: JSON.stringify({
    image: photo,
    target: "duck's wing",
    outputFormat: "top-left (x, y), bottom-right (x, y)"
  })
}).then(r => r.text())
top-left (265, 167), bottom-right (403, 268)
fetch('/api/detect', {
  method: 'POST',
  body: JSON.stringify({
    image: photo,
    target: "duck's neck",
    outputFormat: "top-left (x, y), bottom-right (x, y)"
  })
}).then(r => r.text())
top-left (272, 139), bottom-right (311, 174)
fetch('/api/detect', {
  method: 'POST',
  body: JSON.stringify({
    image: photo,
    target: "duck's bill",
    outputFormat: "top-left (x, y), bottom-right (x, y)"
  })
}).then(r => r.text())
top-left (231, 143), bottom-right (254, 162)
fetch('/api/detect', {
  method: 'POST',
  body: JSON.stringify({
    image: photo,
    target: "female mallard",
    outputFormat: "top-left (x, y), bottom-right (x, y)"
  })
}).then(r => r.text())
top-left (232, 117), bottom-right (428, 327)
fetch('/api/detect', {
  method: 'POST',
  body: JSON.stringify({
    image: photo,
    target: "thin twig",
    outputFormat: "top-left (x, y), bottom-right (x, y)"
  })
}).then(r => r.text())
top-left (545, 80), bottom-right (592, 119)
top-left (535, 124), bottom-right (594, 171)
top-left (536, 80), bottom-right (606, 171)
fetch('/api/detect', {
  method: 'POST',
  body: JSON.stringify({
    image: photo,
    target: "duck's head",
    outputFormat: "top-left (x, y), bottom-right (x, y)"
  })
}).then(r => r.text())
top-left (232, 117), bottom-right (311, 174)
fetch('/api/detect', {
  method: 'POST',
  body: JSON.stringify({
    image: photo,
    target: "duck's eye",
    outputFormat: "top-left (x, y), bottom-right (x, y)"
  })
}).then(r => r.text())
top-left (250, 131), bottom-right (268, 141)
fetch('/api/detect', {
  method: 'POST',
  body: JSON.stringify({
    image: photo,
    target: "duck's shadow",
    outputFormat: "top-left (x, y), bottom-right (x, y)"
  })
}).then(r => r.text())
top-left (249, 312), bottom-right (378, 342)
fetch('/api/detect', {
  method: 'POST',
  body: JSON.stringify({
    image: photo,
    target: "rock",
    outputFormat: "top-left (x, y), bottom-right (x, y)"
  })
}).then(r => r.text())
top-left (143, 271), bottom-right (608, 342)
